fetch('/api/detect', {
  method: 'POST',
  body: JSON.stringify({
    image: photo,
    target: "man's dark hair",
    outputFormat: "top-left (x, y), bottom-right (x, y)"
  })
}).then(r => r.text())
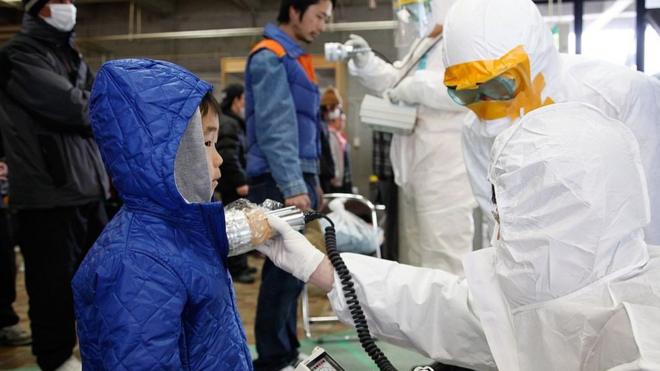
top-left (277, 0), bottom-right (336, 24)
top-left (200, 92), bottom-right (220, 117)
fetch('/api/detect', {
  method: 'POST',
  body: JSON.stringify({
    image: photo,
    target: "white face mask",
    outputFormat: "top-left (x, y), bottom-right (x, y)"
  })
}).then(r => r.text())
top-left (238, 107), bottom-right (245, 120)
top-left (42, 4), bottom-right (77, 32)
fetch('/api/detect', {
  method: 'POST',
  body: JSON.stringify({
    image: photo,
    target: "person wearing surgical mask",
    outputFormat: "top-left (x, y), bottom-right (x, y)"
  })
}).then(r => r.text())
top-left (0, 1), bottom-right (109, 370)
top-left (443, 0), bottom-right (660, 246)
top-left (320, 88), bottom-right (352, 194)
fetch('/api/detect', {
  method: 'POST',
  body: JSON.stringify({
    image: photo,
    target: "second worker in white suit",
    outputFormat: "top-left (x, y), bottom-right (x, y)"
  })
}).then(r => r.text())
top-left (345, 0), bottom-right (475, 273)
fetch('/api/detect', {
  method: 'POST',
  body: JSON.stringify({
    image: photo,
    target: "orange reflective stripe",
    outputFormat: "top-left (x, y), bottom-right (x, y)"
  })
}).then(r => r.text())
top-left (296, 54), bottom-right (318, 84)
top-left (250, 39), bottom-right (286, 58)
top-left (250, 39), bottom-right (318, 84)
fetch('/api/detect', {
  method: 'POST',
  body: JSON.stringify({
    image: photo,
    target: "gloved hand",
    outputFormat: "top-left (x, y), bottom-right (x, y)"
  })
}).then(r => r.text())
top-left (383, 88), bottom-right (401, 105)
top-left (344, 34), bottom-right (372, 69)
top-left (257, 214), bottom-right (326, 282)
top-left (383, 76), bottom-right (416, 106)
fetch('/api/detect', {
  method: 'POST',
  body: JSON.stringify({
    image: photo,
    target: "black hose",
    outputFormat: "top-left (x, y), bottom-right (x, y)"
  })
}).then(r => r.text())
top-left (304, 211), bottom-right (398, 371)
top-left (371, 48), bottom-right (393, 65)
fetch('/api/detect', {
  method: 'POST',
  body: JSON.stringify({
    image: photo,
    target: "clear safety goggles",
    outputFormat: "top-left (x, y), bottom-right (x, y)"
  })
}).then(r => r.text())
top-left (444, 45), bottom-right (553, 121)
top-left (447, 74), bottom-right (518, 106)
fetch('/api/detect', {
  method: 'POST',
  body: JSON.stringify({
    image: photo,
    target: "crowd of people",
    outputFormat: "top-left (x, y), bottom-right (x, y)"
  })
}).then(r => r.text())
top-left (0, 0), bottom-right (658, 370)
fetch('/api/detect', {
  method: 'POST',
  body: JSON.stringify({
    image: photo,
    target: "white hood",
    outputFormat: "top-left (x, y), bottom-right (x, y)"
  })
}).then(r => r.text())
top-left (430, 0), bottom-right (454, 27)
top-left (488, 102), bottom-right (650, 308)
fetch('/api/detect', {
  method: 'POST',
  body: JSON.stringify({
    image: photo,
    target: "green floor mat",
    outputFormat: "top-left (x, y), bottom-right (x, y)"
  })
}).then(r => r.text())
top-left (4, 334), bottom-right (431, 371)
top-left (249, 330), bottom-right (433, 370)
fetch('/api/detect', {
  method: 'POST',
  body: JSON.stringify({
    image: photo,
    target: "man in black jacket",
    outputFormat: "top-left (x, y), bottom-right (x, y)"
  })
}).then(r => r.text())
top-left (0, 1), bottom-right (109, 369)
top-left (216, 83), bottom-right (257, 284)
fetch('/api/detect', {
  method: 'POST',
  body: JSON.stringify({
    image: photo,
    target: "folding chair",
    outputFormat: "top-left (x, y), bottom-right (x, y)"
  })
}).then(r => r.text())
top-left (301, 193), bottom-right (385, 340)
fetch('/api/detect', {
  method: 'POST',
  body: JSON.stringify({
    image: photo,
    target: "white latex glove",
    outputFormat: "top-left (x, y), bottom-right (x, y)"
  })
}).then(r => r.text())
top-left (344, 34), bottom-right (372, 69)
top-left (257, 215), bottom-right (325, 282)
top-left (383, 88), bottom-right (402, 105)
top-left (383, 77), bottom-right (415, 106)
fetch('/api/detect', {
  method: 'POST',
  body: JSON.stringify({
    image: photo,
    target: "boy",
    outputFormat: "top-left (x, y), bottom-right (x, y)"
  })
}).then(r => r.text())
top-left (72, 59), bottom-right (252, 370)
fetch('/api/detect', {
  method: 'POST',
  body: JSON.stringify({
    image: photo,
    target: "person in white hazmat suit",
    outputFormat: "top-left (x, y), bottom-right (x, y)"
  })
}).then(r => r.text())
top-left (343, 0), bottom-right (475, 273)
top-left (444, 0), bottom-right (660, 245)
top-left (259, 103), bottom-right (660, 370)
top-left (253, 0), bottom-right (660, 368)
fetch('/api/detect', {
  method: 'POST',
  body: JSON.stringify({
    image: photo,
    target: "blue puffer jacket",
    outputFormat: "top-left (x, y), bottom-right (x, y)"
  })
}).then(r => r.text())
top-left (72, 59), bottom-right (252, 370)
top-left (245, 23), bottom-right (321, 179)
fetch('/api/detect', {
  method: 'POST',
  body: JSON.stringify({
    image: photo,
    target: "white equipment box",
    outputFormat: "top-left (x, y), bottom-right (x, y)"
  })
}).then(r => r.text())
top-left (359, 94), bottom-right (417, 135)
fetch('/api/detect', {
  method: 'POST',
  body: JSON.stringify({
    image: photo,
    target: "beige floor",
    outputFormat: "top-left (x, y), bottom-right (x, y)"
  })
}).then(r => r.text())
top-left (0, 253), bottom-right (348, 369)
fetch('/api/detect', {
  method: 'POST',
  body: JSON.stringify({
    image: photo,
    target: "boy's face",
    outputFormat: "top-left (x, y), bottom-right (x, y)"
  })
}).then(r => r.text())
top-left (291, 0), bottom-right (333, 44)
top-left (202, 110), bottom-right (222, 190)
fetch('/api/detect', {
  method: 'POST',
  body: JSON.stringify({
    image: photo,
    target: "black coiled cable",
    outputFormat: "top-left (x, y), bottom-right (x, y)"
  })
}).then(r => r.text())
top-left (304, 211), bottom-right (398, 371)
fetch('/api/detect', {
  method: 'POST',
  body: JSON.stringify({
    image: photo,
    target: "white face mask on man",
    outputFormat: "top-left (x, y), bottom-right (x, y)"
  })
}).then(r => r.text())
top-left (42, 4), bottom-right (77, 32)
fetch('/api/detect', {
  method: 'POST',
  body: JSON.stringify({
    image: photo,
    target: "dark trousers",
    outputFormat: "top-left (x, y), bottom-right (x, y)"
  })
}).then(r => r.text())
top-left (17, 201), bottom-right (107, 371)
top-left (0, 208), bottom-right (19, 328)
top-left (375, 178), bottom-right (399, 262)
top-left (249, 174), bottom-right (317, 371)
top-left (228, 254), bottom-right (249, 276)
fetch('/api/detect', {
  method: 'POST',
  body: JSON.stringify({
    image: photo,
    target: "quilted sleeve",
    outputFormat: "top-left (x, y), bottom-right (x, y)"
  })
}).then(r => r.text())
top-left (79, 251), bottom-right (187, 370)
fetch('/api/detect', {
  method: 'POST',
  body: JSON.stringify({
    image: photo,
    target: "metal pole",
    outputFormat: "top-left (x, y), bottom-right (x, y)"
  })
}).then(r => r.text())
top-left (128, 1), bottom-right (134, 37)
top-left (76, 20), bottom-right (398, 42)
top-left (636, 0), bottom-right (646, 71)
top-left (574, 0), bottom-right (584, 54)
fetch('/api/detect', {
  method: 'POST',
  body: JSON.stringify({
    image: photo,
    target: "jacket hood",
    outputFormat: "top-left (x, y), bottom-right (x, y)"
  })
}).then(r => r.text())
top-left (489, 102), bottom-right (650, 308)
top-left (443, 0), bottom-right (566, 113)
top-left (90, 59), bottom-right (214, 220)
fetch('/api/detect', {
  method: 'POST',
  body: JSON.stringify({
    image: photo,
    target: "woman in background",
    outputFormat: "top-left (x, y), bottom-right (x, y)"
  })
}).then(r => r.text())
top-left (320, 88), bottom-right (352, 194)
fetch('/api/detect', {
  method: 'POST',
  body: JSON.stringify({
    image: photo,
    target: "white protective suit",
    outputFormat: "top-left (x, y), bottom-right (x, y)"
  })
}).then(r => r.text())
top-left (328, 102), bottom-right (660, 370)
top-left (445, 0), bottom-right (660, 245)
top-left (349, 0), bottom-right (475, 273)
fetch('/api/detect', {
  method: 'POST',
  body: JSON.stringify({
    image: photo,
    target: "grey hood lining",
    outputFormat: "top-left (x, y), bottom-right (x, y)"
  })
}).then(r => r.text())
top-left (174, 108), bottom-right (212, 204)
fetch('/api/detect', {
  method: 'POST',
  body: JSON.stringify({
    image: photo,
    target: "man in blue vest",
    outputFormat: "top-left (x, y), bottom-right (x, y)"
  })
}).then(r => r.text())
top-left (244, 0), bottom-right (335, 369)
